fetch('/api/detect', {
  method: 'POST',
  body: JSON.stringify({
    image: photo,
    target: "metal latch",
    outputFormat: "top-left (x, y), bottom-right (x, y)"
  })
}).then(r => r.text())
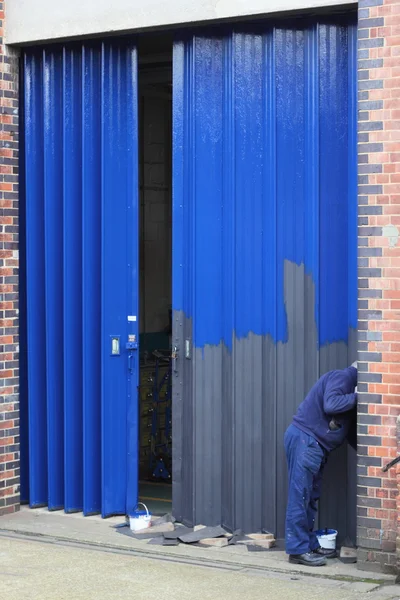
top-left (172, 346), bottom-right (178, 372)
top-left (126, 342), bottom-right (138, 351)
top-left (126, 340), bottom-right (138, 373)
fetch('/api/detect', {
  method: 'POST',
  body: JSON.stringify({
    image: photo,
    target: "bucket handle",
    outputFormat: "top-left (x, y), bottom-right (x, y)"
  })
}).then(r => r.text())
top-left (134, 502), bottom-right (150, 517)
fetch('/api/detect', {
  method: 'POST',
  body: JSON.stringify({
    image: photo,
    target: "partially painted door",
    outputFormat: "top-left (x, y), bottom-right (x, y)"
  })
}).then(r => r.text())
top-left (172, 18), bottom-right (357, 539)
top-left (21, 42), bottom-right (139, 517)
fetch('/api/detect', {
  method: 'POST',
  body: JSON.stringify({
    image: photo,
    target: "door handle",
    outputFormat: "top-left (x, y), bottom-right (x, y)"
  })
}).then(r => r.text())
top-left (172, 346), bottom-right (178, 373)
top-left (126, 341), bottom-right (138, 374)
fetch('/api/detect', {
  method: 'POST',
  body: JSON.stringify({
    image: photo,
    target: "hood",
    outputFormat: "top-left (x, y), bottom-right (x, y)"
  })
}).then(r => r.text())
top-left (347, 366), bottom-right (357, 387)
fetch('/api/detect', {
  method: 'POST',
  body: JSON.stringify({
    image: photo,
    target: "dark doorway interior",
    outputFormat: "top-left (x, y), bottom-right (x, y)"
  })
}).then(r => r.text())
top-left (137, 46), bottom-right (173, 515)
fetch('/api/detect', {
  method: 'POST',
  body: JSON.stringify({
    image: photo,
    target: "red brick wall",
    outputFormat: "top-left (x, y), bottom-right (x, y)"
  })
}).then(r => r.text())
top-left (357, 0), bottom-right (400, 574)
top-left (0, 0), bottom-right (20, 516)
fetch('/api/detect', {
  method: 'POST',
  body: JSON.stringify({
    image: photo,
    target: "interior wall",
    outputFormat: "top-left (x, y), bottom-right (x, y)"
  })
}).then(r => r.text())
top-left (139, 82), bottom-right (172, 337)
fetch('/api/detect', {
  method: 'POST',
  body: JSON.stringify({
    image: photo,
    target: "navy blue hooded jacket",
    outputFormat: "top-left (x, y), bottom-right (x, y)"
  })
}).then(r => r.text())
top-left (292, 366), bottom-right (357, 453)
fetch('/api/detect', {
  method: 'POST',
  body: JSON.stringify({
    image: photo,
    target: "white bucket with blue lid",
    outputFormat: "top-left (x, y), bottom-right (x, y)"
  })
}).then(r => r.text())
top-left (316, 528), bottom-right (338, 551)
top-left (129, 503), bottom-right (152, 532)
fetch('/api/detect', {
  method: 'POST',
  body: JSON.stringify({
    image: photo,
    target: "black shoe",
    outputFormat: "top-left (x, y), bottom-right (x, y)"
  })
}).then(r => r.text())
top-left (289, 552), bottom-right (327, 567)
top-left (313, 547), bottom-right (337, 559)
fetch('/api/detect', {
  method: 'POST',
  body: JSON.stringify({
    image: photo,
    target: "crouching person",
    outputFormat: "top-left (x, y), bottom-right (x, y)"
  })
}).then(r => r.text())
top-left (284, 363), bottom-right (357, 567)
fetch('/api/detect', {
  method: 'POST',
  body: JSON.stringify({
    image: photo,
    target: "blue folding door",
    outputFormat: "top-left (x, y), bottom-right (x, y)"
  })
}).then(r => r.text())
top-left (23, 42), bottom-right (139, 517)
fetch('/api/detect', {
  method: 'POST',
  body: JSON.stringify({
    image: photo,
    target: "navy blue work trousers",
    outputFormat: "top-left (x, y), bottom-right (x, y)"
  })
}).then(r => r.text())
top-left (284, 424), bottom-right (327, 555)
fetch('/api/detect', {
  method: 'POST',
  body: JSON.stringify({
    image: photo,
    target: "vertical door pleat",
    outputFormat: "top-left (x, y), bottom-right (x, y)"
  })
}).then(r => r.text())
top-left (124, 47), bottom-right (139, 517)
top-left (192, 37), bottom-right (224, 526)
top-left (304, 25), bottom-right (320, 386)
top-left (82, 46), bottom-right (102, 516)
top-left (319, 24), bottom-right (350, 364)
top-left (232, 32), bottom-right (264, 531)
top-left (260, 30), bottom-right (277, 534)
top-left (101, 44), bottom-right (138, 517)
top-left (43, 50), bottom-right (64, 510)
top-left (63, 48), bottom-right (83, 512)
top-left (24, 54), bottom-right (48, 507)
top-left (171, 40), bottom-right (187, 523)
top-left (275, 28), bottom-right (309, 538)
top-left (220, 34), bottom-right (234, 530)
top-left (348, 24), bottom-right (358, 342)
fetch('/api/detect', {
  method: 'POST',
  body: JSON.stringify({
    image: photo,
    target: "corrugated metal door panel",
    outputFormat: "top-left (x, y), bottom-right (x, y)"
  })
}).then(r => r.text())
top-left (319, 23), bottom-right (351, 357)
top-left (82, 46), bottom-right (102, 516)
top-left (63, 48), bottom-right (84, 512)
top-left (22, 42), bottom-right (139, 518)
top-left (274, 25), bottom-right (319, 539)
top-left (124, 49), bottom-right (140, 516)
top-left (194, 37), bottom-right (224, 526)
top-left (220, 34), bottom-right (235, 529)
top-left (43, 49), bottom-right (65, 511)
top-left (171, 40), bottom-right (192, 523)
top-left (259, 30), bottom-right (278, 532)
top-left (233, 32), bottom-right (264, 531)
top-left (173, 16), bottom-right (357, 538)
top-left (101, 44), bottom-right (139, 517)
top-left (315, 23), bottom-right (357, 540)
top-left (24, 53), bottom-right (48, 507)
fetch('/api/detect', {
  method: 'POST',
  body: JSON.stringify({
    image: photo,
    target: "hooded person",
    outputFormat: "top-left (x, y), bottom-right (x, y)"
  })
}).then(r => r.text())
top-left (284, 362), bottom-right (357, 567)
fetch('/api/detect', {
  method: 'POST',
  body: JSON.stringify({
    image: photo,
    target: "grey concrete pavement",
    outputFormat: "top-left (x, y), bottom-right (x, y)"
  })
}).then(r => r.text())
top-left (0, 507), bottom-right (395, 582)
top-left (0, 508), bottom-right (399, 600)
top-left (0, 535), bottom-right (399, 600)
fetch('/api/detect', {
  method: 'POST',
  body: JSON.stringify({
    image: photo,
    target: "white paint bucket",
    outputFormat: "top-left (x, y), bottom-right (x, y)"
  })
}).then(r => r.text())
top-left (316, 528), bottom-right (338, 551)
top-left (129, 503), bottom-right (152, 532)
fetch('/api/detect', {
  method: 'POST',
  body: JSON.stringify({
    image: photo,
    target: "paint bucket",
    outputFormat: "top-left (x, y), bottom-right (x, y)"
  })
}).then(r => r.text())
top-left (316, 528), bottom-right (338, 551)
top-left (129, 503), bottom-right (152, 532)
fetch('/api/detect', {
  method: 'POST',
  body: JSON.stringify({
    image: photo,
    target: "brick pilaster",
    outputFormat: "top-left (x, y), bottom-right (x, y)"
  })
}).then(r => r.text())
top-left (357, 0), bottom-right (400, 575)
top-left (396, 417), bottom-right (400, 567)
top-left (0, 0), bottom-right (20, 516)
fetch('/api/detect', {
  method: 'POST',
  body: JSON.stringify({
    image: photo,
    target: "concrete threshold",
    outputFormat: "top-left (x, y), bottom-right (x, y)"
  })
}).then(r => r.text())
top-left (0, 507), bottom-right (395, 590)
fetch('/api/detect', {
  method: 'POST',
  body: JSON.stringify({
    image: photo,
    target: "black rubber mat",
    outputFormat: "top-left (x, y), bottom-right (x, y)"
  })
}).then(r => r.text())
top-left (228, 530), bottom-right (245, 545)
top-left (147, 536), bottom-right (166, 545)
top-left (162, 538), bottom-right (180, 546)
top-left (178, 525), bottom-right (227, 544)
top-left (163, 526), bottom-right (193, 539)
top-left (246, 545), bottom-right (270, 552)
